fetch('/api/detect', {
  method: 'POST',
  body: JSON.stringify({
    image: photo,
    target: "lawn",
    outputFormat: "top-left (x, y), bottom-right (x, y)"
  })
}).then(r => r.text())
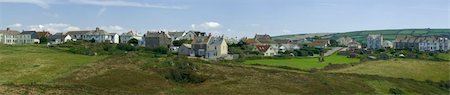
top-left (0, 45), bottom-right (104, 84)
top-left (328, 59), bottom-right (450, 82)
top-left (244, 54), bottom-right (360, 70)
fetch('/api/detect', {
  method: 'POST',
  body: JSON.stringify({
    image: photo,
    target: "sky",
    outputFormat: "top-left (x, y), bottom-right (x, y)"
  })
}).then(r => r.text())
top-left (0, 0), bottom-right (449, 37)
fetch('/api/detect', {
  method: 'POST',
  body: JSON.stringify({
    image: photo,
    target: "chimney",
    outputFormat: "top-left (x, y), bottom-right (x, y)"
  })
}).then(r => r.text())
top-left (6, 27), bottom-right (10, 31)
top-left (208, 33), bottom-right (211, 36)
top-left (95, 27), bottom-right (100, 31)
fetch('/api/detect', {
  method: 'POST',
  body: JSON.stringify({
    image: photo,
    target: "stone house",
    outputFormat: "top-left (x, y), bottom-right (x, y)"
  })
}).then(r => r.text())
top-left (143, 31), bottom-right (172, 49)
top-left (308, 39), bottom-right (330, 48)
top-left (191, 33), bottom-right (211, 57)
top-left (367, 34), bottom-right (383, 50)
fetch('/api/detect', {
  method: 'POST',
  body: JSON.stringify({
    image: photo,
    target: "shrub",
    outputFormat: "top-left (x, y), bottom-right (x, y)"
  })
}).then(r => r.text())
top-left (161, 57), bottom-right (205, 83)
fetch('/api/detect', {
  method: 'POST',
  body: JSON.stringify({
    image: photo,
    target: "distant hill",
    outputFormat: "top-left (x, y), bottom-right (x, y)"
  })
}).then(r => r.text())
top-left (273, 29), bottom-right (450, 44)
top-left (271, 33), bottom-right (332, 40)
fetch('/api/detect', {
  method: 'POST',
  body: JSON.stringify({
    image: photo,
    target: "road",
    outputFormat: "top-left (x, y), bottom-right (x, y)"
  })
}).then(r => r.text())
top-left (323, 47), bottom-right (343, 56)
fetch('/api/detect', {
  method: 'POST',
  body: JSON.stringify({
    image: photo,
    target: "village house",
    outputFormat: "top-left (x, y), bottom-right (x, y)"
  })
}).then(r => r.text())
top-left (347, 41), bottom-right (362, 50)
top-left (419, 37), bottom-right (449, 51)
top-left (119, 31), bottom-right (142, 44)
top-left (167, 31), bottom-right (186, 41)
top-left (66, 27), bottom-right (119, 43)
top-left (274, 39), bottom-right (300, 52)
top-left (48, 33), bottom-right (73, 44)
top-left (394, 35), bottom-right (450, 51)
top-left (383, 40), bottom-right (394, 48)
top-left (0, 28), bottom-right (33, 45)
top-left (336, 36), bottom-right (354, 46)
top-left (367, 34), bottom-right (383, 50)
top-left (179, 31), bottom-right (204, 40)
top-left (206, 36), bottom-right (228, 59)
top-left (20, 31), bottom-right (40, 43)
top-left (178, 44), bottom-right (194, 56)
top-left (254, 34), bottom-right (272, 44)
top-left (308, 39), bottom-right (330, 48)
top-left (256, 44), bottom-right (279, 56)
top-left (191, 33), bottom-right (211, 57)
top-left (143, 31), bottom-right (172, 49)
top-left (36, 31), bottom-right (52, 38)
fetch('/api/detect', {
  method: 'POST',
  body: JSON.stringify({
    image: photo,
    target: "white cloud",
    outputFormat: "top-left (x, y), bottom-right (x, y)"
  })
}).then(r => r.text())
top-left (70, 0), bottom-right (187, 9)
top-left (192, 22), bottom-right (222, 30)
top-left (27, 23), bottom-right (80, 33)
top-left (6, 23), bottom-right (22, 28)
top-left (0, 0), bottom-right (50, 8)
top-left (96, 7), bottom-right (107, 17)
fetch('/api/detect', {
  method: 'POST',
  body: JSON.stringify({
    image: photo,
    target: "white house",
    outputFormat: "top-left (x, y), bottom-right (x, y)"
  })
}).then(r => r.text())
top-left (66, 27), bottom-right (119, 43)
top-left (419, 36), bottom-right (450, 51)
top-left (206, 36), bottom-right (228, 59)
top-left (120, 31), bottom-right (142, 44)
top-left (0, 28), bottom-right (33, 45)
top-left (48, 33), bottom-right (73, 44)
top-left (256, 44), bottom-right (279, 56)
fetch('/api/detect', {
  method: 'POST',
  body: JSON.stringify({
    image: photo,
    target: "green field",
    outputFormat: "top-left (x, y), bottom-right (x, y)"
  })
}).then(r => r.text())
top-left (0, 45), bottom-right (104, 84)
top-left (244, 54), bottom-right (360, 70)
top-left (329, 59), bottom-right (450, 82)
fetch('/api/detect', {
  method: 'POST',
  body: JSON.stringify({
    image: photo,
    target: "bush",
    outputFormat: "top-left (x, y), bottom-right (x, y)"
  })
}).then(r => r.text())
top-left (117, 43), bottom-right (137, 51)
top-left (389, 88), bottom-right (405, 94)
top-left (161, 57), bottom-right (205, 83)
top-left (151, 47), bottom-right (169, 54)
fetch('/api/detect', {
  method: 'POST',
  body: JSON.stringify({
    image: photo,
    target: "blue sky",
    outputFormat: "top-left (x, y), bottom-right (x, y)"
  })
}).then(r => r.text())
top-left (0, 0), bottom-right (448, 37)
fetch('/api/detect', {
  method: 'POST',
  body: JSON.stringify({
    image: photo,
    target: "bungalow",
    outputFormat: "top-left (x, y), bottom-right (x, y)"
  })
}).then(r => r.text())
top-left (48, 33), bottom-right (73, 44)
top-left (66, 27), bottom-right (119, 43)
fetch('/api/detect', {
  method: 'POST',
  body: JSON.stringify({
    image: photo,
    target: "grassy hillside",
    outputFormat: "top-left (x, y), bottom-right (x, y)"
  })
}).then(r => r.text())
top-left (244, 54), bottom-right (360, 70)
top-left (330, 29), bottom-right (450, 44)
top-left (328, 59), bottom-right (450, 82)
top-left (0, 45), bottom-right (448, 94)
top-left (0, 45), bottom-right (105, 84)
top-left (273, 29), bottom-right (450, 44)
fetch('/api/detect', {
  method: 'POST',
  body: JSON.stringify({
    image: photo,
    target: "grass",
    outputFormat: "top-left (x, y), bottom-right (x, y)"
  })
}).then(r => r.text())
top-left (244, 54), bottom-right (360, 70)
top-left (329, 58), bottom-right (450, 82)
top-left (0, 45), bottom-right (104, 84)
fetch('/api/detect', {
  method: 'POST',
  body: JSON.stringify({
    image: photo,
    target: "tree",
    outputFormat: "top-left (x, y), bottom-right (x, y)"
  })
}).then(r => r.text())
top-left (39, 37), bottom-right (48, 44)
top-left (128, 38), bottom-right (139, 45)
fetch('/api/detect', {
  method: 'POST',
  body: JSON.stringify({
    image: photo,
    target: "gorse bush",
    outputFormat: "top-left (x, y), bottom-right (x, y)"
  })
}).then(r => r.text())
top-left (161, 57), bottom-right (205, 84)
